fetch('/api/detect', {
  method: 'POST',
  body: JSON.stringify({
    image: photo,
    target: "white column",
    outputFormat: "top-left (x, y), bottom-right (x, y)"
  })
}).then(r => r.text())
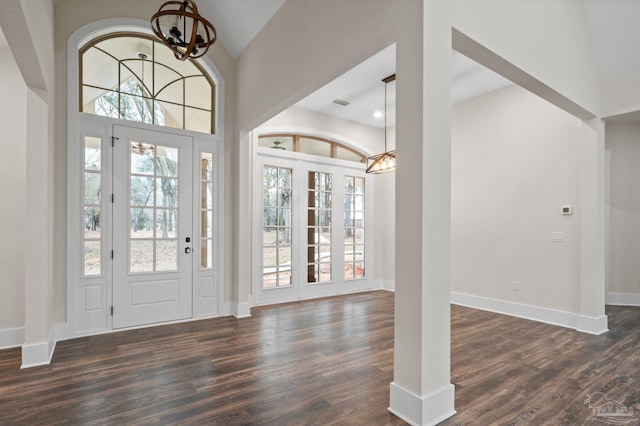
top-left (22, 88), bottom-right (55, 367)
top-left (233, 130), bottom-right (252, 317)
top-left (577, 118), bottom-right (608, 334)
top-left (389, 1), bottom-right (456, 425)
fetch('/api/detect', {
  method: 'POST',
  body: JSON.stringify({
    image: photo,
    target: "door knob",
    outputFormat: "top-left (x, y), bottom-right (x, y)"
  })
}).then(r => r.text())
top-left (185, 247), bottom-right (192, 254)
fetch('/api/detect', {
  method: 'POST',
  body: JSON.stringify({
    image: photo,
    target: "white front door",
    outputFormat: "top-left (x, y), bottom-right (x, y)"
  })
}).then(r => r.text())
top-left (112, 125), bottom-right (193, 328)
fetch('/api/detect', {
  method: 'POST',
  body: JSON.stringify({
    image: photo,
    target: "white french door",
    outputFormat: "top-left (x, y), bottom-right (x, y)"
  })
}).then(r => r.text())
top-left (112, 125), bottom-right (193, 328)
top-left (253, 152), bottom-right (372, 306)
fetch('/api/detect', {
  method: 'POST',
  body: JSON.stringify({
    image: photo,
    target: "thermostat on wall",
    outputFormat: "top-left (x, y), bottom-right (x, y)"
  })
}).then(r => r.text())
top-left (562, 206), bottom-right (573, 215)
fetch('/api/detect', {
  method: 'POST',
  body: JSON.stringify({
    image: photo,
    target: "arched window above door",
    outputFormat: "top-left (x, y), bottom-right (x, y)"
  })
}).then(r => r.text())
top-left (80, 33), bottom-right (215, 134)
top-left (258, 134), bottom-right (366, 163)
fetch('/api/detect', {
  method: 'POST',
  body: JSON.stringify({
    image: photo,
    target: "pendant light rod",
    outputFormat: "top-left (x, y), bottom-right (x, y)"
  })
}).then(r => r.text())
top-left (365, 73), bottom-right (397, 174)
top-left (382, 74), bottom-right (395, 152)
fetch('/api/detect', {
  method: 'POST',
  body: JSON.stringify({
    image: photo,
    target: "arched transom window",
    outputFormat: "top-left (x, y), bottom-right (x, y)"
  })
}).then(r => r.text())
top-left (258, 134), bottom-right (366, 163)
top-left (80, 33), bottom-right (215, 133)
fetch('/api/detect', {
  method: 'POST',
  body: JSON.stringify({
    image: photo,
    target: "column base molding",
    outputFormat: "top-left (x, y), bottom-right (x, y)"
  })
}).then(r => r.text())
top-left (388, 381), bottom-right (456, 426)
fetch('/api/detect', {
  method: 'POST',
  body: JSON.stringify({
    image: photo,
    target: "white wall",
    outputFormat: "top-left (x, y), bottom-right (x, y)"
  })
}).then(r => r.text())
top-left (606, 122), bottom-right (640, 302)
top-left (452, 84), bottom-right (584, 315)
top-left (0, 47), bottom-right (27, 334)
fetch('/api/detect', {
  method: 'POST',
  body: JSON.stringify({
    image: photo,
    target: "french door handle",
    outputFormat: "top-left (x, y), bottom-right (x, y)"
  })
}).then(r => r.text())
top-left (185, 247), bottom-right (192, 254)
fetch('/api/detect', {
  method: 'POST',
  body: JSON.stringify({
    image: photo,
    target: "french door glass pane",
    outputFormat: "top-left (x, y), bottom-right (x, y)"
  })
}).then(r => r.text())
top-left (307, 171), bottom-right (332, 284)
top-left (262, 166), bottom-right (293, 288)
top-left (129, 141), bottom-right (179, 273)
top-left (344, 175), bottom-right (365, 280)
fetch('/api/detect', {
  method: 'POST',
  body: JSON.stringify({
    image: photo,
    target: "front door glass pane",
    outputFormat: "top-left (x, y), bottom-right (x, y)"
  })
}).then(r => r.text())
top-left (129, 141), bottom-right (179, 272)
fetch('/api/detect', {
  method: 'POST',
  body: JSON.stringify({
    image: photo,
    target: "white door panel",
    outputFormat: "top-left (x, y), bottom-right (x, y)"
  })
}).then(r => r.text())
top-left (112, 125), bottom-right (193, 328)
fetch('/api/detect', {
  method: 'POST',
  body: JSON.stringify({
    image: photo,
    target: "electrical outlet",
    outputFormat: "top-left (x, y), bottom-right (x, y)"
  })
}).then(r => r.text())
top-left (512, 280), bottom-right (519, 291)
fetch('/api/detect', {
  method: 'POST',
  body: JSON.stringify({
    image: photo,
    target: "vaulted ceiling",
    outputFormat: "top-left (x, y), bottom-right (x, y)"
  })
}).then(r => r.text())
top-left (3, 1), bottom-right (639, 127)
top-left (197, 0), bottom-right (640, 128)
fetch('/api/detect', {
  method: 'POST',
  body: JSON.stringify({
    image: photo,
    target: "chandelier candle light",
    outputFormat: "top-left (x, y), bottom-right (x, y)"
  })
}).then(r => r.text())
top-left (366, 74), bottom-right (396, 174)
top-left (151, 0), bottom-right (217, 61)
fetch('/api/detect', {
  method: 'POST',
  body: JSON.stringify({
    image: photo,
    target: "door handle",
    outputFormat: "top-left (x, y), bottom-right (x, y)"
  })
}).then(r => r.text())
top-left (185, 247), bottom-right (192, 254)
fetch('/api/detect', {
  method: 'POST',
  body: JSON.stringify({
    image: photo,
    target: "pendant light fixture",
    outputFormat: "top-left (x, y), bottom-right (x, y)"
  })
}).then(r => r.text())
top-left (271, 140), bottom-right (286, 150)
top-left (151, 0), bottom-right (217, 61)
top-left (366, 74), bottom-right (396, 174)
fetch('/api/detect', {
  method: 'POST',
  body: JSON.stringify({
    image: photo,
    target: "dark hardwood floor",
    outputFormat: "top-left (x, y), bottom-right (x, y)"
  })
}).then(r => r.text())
top-left (1, 291), bottom-right (639, 425)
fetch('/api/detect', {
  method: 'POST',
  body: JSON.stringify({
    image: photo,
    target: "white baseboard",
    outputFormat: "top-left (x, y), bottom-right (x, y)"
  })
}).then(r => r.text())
top-left (450, 292), bottom-right (608, 334)
top-left (21, 327), bottom-right (57, 369)
top-left (375, 280), bottom-right (395, 292)
top-left (607, 292), bottom-right (640, 306)
top-left (233, 301), bottom-right (252, 318)
top-left (0, 327), bottom-right (25, 350)
top-left (577, 314), bottom-right (609, 335)
top-left (388, 382), bottom-right (456, 426)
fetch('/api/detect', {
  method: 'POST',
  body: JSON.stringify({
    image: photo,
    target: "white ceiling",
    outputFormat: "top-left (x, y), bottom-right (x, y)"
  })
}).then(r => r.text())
top-left (197, 0), bottom-right (287, 58)
top-left (294, 45), bottom-right (397, 129)
top-left (197, 0), bottom-right (640, 128)
top-left (294, 45), bottom-right (513, 129)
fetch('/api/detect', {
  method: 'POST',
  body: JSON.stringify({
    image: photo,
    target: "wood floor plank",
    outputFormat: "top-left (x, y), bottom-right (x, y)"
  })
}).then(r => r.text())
top-left (1, 292), bottom-right (640, 424)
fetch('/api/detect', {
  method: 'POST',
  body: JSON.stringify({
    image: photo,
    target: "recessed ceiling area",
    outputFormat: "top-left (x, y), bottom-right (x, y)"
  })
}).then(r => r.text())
top-left (293, 45), bottom-right (513, 129)
top-left (295, 45), bottom-right (397, 129)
